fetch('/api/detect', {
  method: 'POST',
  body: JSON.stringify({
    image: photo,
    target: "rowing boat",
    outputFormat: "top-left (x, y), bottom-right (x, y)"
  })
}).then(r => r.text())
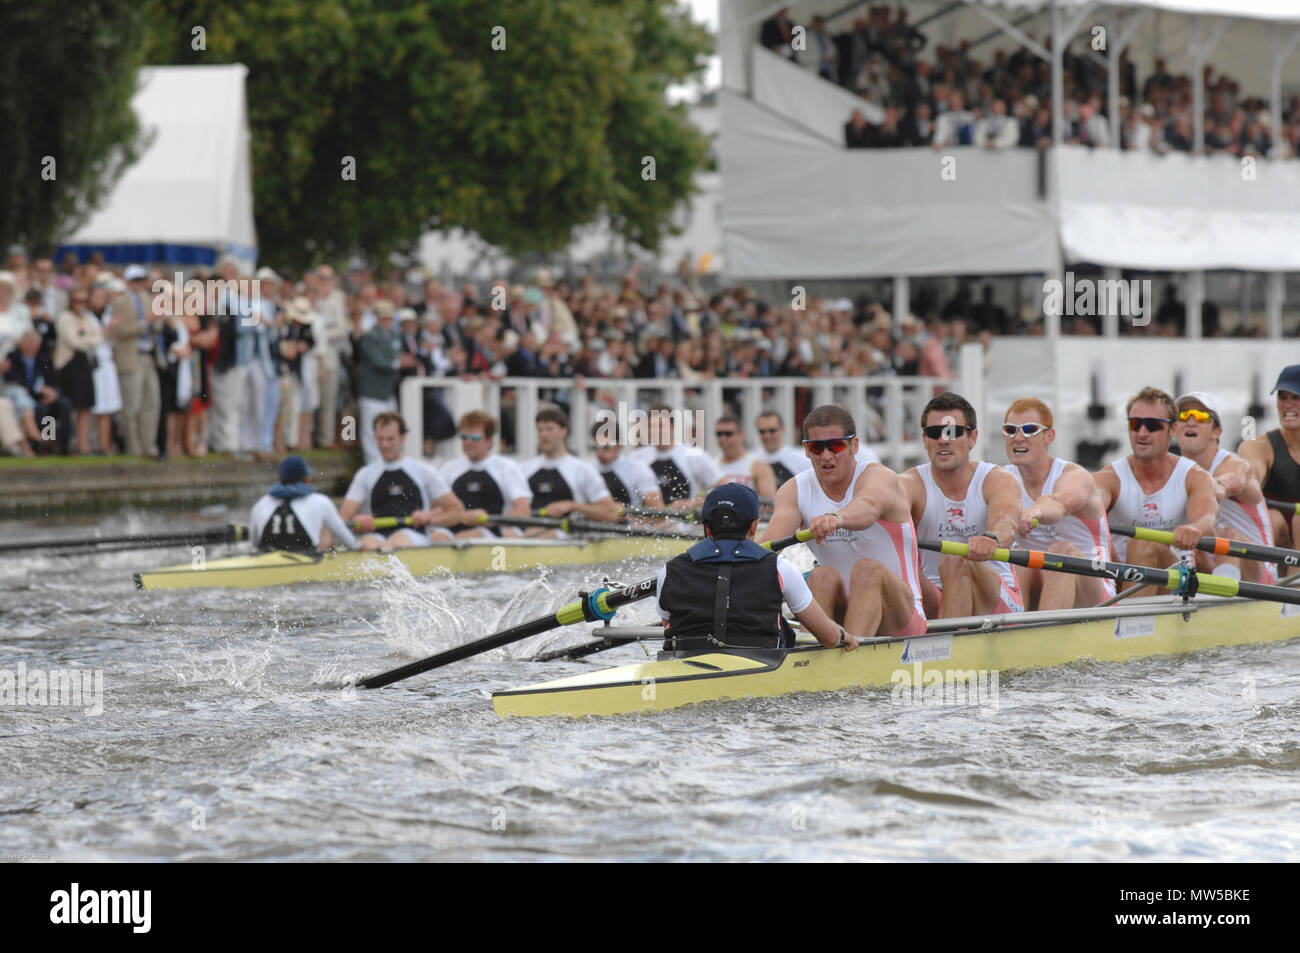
top-left (491, 596), bottom-right (1300, 717)
top-left (134, 535), bottom-right (692, 590)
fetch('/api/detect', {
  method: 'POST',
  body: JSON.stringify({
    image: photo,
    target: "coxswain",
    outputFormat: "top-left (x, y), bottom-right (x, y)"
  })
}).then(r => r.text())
top-left (1238, 364), bottom-right (1300, 548)
top-left (519, 406), bottom-right (619, 531)
top-left (440, 410), bottom-right (532, 539)
top-left (1002, 397), bottom-right (1113, 609)
top-left (657, 483), bottom-right (856, 654)
top-left (713, 414), bottom-right (777, 500)
top-left (338, 411), bottom-right (466, 551)
top-left (762, 404), bottom-right (928, 639)
top-left (250, 454), bottom-right (358, 552)
top-left (1093, 386), bottom-right (1217, 595)
top-left (901, 392), bottom-right (1025, 618)
top-left (1174, 392), bottom-right (1275, 583)
top-left (592, 419), bottom-right (664, 510)
top-left (631, 402), bottom-right (721, 509)
top-left (754, 411), bottom-right (811, 488)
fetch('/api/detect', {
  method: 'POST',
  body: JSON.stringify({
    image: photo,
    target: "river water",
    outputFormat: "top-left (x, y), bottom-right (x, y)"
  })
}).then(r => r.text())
top-left (2, 508), bottom-right (1298, 862)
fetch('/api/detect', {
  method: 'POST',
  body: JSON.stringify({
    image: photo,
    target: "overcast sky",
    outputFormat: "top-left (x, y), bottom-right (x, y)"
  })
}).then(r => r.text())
top-left (671, 0), bottom-right (720, 101)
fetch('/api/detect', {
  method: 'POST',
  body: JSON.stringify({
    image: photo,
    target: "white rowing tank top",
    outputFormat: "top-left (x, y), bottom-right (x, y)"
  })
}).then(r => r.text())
top-left (716, 452), bottom-right (757, 486)
top-left (914, 461), bottom-right (1021, 595)
top-left (794, 461), bottom-right (925, 618)
top-left (1211, 448), bottom-right (1273, 547)
top-left (1108, 455), bottom-right (1196, 561)
top-left (1009, 458), bottom-right (1111, 561)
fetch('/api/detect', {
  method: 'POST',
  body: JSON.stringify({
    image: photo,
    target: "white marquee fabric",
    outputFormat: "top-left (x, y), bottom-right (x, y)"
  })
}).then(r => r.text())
top-left (722, 89), bottom-right (1057, 279)
top-left (61, 65), bottom-right (257, 267)
top-left (1055, 146), bottom-right (1300, 270)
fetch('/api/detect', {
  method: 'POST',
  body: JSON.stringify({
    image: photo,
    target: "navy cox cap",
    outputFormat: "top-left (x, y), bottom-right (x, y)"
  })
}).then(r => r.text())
top-left (1272, 364), bottom-right (1300, 395)
top-left (700, 483), bottom-right (760, 525)
top-left (278, 455), bottom-right (310, 483)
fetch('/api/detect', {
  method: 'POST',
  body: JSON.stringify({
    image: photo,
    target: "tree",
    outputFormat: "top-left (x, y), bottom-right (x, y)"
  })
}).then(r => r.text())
top-left (0, 2), bottom-right (151, 255)
top-left (144, 0), bottom-right (713, 270)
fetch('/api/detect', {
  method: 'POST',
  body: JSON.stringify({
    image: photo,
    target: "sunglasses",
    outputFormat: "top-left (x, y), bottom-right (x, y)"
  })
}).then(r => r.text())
top-left (757, 428), bottom-right (781, 436)
top-left (715, 430), bottom-right (738, 438)
top-left (458, 433), bottom-right (486, 442)
top-left (1002, 423), bottom-right (1047, 437)
top-left (921, 424), bottom-right (973, 440)
top-left (802, 435), bottom-right (854, 455)
top-left (1177, 408), bottom-right (1213, 423)
top-left (1128, 417), bottom-right (1171, 433)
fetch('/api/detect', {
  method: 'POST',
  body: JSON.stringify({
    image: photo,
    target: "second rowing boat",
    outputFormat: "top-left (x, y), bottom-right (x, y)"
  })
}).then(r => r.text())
top-left (134, 535), bottom-right (693, 590)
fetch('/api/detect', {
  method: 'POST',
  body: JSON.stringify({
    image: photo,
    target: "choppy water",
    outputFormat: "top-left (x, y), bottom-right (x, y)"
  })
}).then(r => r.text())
top-left (2, 509), bottom-right (1299, 862)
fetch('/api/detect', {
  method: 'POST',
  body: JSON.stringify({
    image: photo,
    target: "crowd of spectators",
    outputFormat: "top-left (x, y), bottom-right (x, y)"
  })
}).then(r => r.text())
top-left (759, 4), bottom-right (1300, 158)
top-left (2, 240), bottom-right (1276, 461)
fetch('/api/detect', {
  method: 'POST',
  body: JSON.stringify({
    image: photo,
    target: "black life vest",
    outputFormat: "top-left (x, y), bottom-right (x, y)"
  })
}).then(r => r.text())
top-left (770, 460), bottom-right (796, 487)
top-left (659, 538), bottom-right (783, 652)
top-left (651, 457), bottom-right (691, 505)
top-left (371, 467), bottom-right (422, 536)
top-left (259, 499), bottom-right (315, 552)
top-left (528, 467), bottom-right (573, 510)
top-left (602, 469), bottom-right (632, 506)
top-left (1263, 430), bottom-right (1300, 502)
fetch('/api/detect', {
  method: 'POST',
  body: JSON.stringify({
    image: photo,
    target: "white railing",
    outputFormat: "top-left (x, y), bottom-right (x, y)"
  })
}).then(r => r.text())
top-left (399, 374), bottom-right (954, 470)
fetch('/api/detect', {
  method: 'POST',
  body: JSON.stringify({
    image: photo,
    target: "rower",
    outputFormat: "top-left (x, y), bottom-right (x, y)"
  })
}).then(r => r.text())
top-left (762, 404), bottom-right (928, 640)
top-left (631, 402), bottom-right (722, 509)
top-left (1002, 398), bottom-right (1113, 610)
top-left (1174, 392), bottom-right (1276, 583)
top-left (338, 411), bottom-right (466, 551)
top-left (657, 483), bottom-right (857, 654)
top-left (1093, 386), bottom-right (1218, 595)
top-left (1238, 364), bottom-right (1300, 548)
top-left (754, 411), bottom-right (811, 488)
top-left (713, 413), bottom-right (777, 500)
top-left (592, 419), bottom-right (664, 510)
top-left (519, 405), bottom-right (620, 532)
top-left (250, 455), bottom-right (358, 552)
top-left (440, 410), bottom-right (532, 539)
top-left (902, 391), bottom-right (1025, 618)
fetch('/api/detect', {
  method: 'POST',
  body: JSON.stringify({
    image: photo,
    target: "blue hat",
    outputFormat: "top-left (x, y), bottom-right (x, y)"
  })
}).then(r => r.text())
top-left (278, 455), bottom-right (310, 483)
top-left (700, 483), bottom-right (760, 525)
top-left (1271, 365), bottom-right (1300, 395)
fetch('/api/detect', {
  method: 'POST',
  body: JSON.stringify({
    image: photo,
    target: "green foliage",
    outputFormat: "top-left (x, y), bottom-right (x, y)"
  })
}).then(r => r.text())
top-left (0, 1), bottom-right (151, 254)
top-left (143, 0), bottom-right (713, 270)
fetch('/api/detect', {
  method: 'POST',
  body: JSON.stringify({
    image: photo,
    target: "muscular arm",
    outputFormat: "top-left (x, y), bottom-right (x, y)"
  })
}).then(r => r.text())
top-left (572, 496), bottom-right (621, 522)
top-left (900, 468), bottom-right (926, 526)
top-left (1236, 435), bottom-right (1272, 486)
top-left (339, 498), bottom-right (361, 522)
top-left (1023, 463), bottom-right (1098, 532)
top-left (758, 477), bottom-right (802, 543)
top-left (751, 460), bottom-right (777, 501)
top-left (971, 467), bottom-right (1021, 558)
top-left (1178, 466), bottom-right (1219, 548)
top-left (423, 490), bottom-right (468, 527)
top-left (794, 597), bottom-right (857, 650)
top-left (1093, 466), bottom-right (1119, 512)
top-left (1214, 454), bottom-right (1256, 502)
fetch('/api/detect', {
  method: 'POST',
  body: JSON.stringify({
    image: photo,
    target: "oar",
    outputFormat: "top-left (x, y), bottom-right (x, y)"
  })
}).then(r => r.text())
top-left (919, 539), bottom-right (1300, 606)
top-left (1266, 499), bottom-right (1300, 516)
top-left (356, 528), bottom-right (815, 689)
top-left (481, 513), bottom-right (700, 539)
top-left (0, 523), bottom-right (248, 556)
top-left (1111, 525), bottom-right (1300, 568)
top-left (615, 505), bottom-right (702, 522)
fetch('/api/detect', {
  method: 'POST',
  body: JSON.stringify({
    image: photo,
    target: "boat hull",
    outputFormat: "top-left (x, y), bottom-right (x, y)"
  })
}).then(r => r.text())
top-left (134, 536), bottom-right (691, 590)
top-left (492, 597), bottom-right (1300, 718)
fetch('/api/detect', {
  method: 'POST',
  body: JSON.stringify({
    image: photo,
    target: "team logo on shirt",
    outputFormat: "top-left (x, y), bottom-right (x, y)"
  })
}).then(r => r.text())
top-left (1140, 501), bottom-right (1160, 523)
top-left (466, 480), bottom-right (482, 493)
top-left (535, 481), bottom-right (553, 494)
top-left (939, 505), bottom-right (969, 536)
top-left (387, 484), bottom-right (405, 497)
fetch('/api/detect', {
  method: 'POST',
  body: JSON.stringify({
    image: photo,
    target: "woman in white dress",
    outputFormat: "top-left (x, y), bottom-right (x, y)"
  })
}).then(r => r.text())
top-left (88, 284), bottom-right (123, 453)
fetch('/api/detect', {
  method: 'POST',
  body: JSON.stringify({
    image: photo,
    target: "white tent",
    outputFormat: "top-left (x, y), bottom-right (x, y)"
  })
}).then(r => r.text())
top-left (59, 64), bottom-right (257, 270)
